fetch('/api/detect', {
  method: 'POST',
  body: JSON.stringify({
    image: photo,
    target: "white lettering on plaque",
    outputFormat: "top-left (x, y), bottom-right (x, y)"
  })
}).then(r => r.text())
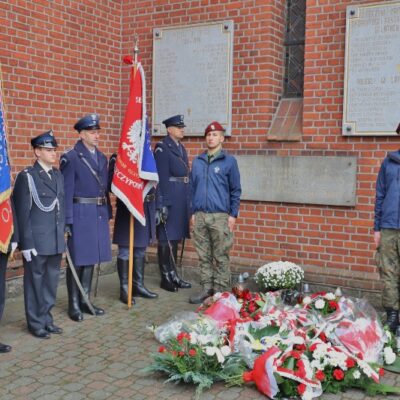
top-left (343, 2), bottom-right (400, 136)
top-left (152, 21), bottom-right (234, 136)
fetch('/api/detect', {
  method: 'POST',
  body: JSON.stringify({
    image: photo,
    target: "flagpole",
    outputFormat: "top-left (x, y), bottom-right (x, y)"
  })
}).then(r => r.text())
top-left (127, 35), bottom-right (140, 309)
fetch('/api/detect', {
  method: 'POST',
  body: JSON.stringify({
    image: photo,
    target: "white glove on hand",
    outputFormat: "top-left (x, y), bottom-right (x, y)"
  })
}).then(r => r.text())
top-left (11, 242), bottom-right (18, 253)
top-left (22, 248), bottom-right (38, 262)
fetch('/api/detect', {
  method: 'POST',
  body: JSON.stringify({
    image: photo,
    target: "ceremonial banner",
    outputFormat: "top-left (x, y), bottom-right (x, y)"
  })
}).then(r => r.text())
top-left (0, 67), bottom-right (13, 252)
top-left (111, 60), bottom-right (158, 226)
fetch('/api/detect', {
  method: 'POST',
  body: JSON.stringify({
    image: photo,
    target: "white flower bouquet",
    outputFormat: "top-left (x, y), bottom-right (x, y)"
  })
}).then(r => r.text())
top-left (255, 261), bottom-right (304, 291)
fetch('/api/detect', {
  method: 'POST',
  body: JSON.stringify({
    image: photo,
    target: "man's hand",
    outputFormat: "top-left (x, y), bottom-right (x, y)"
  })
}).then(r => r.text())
top-left (155, 209), bottom-right (161, 226)
top-left (64, 224), bottom-right (72, 237)
top-left (161, 206), bottom-right (169, 223)
top-left (374, 231), bottom-right (381, 248)
top-left (228, 216), bottom-right (236, 232)
top-left (22, 249), bottom-right (38, 262)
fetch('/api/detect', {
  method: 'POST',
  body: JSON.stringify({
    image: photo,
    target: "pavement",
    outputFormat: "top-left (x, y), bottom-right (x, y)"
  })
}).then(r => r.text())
top-left (0, 271), bottom-right (399, 400)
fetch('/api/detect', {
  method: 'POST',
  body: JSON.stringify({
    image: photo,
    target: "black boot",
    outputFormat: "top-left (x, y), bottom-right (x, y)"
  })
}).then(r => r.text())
top-left (158, 244), bottom-right (178, 292)
top-left (386, 309), bottom-right (399, 333)
top-left (117, 258), bottom-right (136, 304)
top-left (169, 241), bottom-right (192, 289)
top-left (133, 257), bottom-right (158, 298)
top-left (66, 267), bottom-right (83, 322)
top-left (80, 266), bottom-right (105, 315)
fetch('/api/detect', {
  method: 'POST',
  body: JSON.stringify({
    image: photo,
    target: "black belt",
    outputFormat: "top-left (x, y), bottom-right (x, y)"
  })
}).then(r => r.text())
top-left (145, 193), bottom-right (155, 202)
top-left (73, 197), bottom-right (106, 205)
top-left (169, 176), bottom-right (189, 183)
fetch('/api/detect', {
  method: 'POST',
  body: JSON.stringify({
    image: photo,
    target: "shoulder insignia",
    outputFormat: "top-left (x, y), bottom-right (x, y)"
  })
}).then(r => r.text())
top-left (63, 147), bottom-right (73, 154)
top-left (154, 147), bottom-right (163, 153)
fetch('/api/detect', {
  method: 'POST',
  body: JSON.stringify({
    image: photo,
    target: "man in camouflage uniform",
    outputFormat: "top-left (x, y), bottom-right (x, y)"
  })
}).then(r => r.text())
top-left (374, 146), bottom-right (400, 332)
top-left (189, 121), bottom-right (241, 304)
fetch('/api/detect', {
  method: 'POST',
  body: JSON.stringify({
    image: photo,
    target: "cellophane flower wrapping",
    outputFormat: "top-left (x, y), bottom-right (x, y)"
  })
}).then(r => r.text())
top-left (203, 292), bottom-right (241, 327)
top-left (154, 311), bottom-right (199, 343)
top-left (331, 297), bottom-right (385, 363)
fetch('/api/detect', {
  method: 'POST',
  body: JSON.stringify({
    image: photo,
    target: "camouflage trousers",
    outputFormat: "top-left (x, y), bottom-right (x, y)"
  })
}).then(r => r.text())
top-left (379, 229), bottom-right (400, 310)
top-left (193, 212), bottom-right (234, 291)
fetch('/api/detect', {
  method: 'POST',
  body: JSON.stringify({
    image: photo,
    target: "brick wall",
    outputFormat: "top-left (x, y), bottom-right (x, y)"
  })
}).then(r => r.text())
top-left (1, 0), bottom-right (394, 294)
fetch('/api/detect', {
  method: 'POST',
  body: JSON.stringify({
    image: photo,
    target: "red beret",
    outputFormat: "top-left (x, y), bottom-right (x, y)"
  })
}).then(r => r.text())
top-left (204, 121), bottom-right (225, 136)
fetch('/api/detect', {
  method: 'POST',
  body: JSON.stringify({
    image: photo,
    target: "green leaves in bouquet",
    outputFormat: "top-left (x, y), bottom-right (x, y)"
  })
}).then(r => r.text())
top-left (248, 325), bottom-right (280, 341)
top-left (383, 355), bottom-right (400, 374)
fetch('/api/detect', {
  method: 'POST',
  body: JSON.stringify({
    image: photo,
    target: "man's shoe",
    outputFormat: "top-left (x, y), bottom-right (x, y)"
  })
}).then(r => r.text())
top-left (189, 289), bottom-right (214, 304)
top-left (0, 343), bottom-right (12, 353)
top-left (46, 325), bottom-right (63, 334)
top-left (30, 329), bottom-right (50, 339)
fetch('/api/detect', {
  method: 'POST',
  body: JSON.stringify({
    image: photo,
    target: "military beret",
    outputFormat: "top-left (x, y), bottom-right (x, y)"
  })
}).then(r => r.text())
top-left (74, 114), bottom-right (101, 132)
top-left (204, 121), bottom-right (225, 136)
top-left (162, 114), bottom-right (186, 128)
top-left (31, 130), bottom-right (58, 148)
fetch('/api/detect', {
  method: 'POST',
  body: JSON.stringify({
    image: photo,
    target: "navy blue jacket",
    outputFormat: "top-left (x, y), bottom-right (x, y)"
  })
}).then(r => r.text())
top-left (60, 140), bottom-right (112, 267)
top-left (191, 150), bottom-right (241, 217)
top-left (154, 135), bottom-right (191, 241)
top-left (374, 150), bottom-right (400, 231)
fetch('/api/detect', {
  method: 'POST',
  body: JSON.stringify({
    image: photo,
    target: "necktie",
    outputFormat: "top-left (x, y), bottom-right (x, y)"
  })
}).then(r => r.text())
top-left (48, 169), bottom-right (53, 180)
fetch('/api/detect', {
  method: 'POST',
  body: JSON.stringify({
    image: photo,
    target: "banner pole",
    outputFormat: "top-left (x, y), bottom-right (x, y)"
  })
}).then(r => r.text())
top-left (127, 214), bottom-right (134, 309)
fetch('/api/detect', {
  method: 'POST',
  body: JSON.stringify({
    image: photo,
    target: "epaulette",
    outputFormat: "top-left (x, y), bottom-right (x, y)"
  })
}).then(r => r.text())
top-left (63, 147), bottom-right (73, 154)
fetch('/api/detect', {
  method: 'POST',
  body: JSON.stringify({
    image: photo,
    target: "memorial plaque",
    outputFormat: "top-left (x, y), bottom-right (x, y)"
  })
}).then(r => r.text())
top-left (343, 2), bottom-right (400, 136)
top-left (236, 155), bottom-right (357, 206)
top-left (152, 21), bottom-right (234, 136)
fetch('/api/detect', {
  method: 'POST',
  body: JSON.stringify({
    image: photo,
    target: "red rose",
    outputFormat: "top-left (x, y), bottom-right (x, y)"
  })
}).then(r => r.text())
top-left (309, 343), bottom-right (318, 352)
top-left (188, 349), bottom-right (197, 357)
top-left (290, 351), bottom-right (301, 360)
top-left (158, 346), bottom-right (166, 353)
top-left (297, 383), bottom-right (306, 395)
top-left (333, 368), bottom-right (345, 381)
top-left (295, 343), bottom-right (307, 351)
top-left (357, 352), bottom-right (364, 360)
top-left (123, 55), bottom-right (133, 64)
top-left (319, 332), bottom-right (327, 342)
top-left (315, 370), bottom-right (325, 381)
top-left (328, 301), bottom-right (339, 311)
top-left (241, 311), bottom-right (249, 318)
top-left (248, 302), bottom-right (256, 313)
top-left (178, 351), bottom-right (185, 357)
top-left (346, 358), bottom-right (356, 368)
top-left (177, 332), bottom-right (190, 343)
top-left (253, 313), bottom-right (261, 321)
top-left (379, 368), bottom-right (385, 377)
top-left (172, 351), bottom-right (178, 357)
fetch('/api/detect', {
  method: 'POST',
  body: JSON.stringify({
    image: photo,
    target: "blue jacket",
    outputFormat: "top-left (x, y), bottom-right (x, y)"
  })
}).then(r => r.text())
top-left (374, 150), bottom-right (400, 231)
top-left (191, 150), bottom-right (241, 217)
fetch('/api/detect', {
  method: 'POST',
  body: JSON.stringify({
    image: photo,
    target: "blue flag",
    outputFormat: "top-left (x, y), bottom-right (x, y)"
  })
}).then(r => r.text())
top-left (0, 78), bottom-right (11, 203)
top-left (139, 119), bottom-right (159, 183)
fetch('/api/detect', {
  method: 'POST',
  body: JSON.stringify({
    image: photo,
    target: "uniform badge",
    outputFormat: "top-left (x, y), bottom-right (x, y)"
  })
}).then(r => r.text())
top-left (123, 120), bottom-right (141, 163)
top-left (214, 166), bottom-right (220, 174)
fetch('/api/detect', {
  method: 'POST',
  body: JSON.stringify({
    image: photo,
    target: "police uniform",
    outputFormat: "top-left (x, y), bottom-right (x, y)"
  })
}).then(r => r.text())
top-left (13, 130), bottom-right (65, 339)
top-left (0, 199), bottom-right (19, 352)
top-left (154, 115), bottom-right (191, 291)
top-left (108, 153), bottom-right (157, 303)
top-left (60, 114), bottom-right (111, 322)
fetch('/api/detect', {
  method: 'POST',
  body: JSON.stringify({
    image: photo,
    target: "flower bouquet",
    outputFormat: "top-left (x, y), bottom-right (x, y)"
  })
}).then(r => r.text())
top-left (302, 292), bottom-right (340, 317)
top-left (255, 261), bottom-right (304, 292)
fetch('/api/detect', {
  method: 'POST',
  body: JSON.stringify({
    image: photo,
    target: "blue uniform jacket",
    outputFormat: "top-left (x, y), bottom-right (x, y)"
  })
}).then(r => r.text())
top-left (374, 150), bottom-right (400, 231)
top-left (154, 135), bottom-right (191, 241)
top-left (60, 140), bottom-right (112, 267)
top-left (191, 150), bottom-right (241, 218)
top-left (108, 153), bottom-right (157, 248)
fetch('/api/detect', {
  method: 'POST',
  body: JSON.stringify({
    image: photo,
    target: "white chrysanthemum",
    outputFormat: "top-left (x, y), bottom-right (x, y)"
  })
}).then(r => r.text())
top-left (220, 345), bottom-right (231, 357)
top-left (303, 296), bottom-right (312, 305)
top-left (384, 347), bottom-right (396, 365)
top-left (205, 347), bottom-right (214, 356)
top-left (325, 293), bottom-right (336, 300)
top-left (353, 369), bottom-right (361, 379)
top-left (315, 299), bottom-right (325, 309)
top-left (312, 343), bottom-right (330, 360)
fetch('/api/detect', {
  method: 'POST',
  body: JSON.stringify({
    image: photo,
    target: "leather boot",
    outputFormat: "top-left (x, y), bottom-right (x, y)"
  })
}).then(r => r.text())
top-left (189, 288), bottom-right (214, 304)
top-left (66, 267), bottom-right (83, 322)
top-left (386, 309), bottom-right (399, 333)
top-left (80, 266), bottom-right (105, 315)
top-left (158, 243), bottom-right (178, 292)
top-left (133, 257), bottom-right (158, 298)
top-left (117, 258), bottom-right (135, 304)
top-left (169, 241), bottom-right (192, 289)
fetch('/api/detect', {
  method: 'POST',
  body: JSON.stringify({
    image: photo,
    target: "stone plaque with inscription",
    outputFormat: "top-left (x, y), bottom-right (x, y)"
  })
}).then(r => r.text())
top-left (152, 21), bottom-right (233, 136)
top-left (343, 2), bottom-right (400, 136)
top-left (236, 155), bottom-right (357, 206)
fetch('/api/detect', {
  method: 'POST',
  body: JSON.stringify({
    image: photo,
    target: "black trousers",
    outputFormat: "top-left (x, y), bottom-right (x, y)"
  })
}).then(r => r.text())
top-left (23, 254), bottom-right (62, 331)
top-left (0, 252), bottom-right (9, 321)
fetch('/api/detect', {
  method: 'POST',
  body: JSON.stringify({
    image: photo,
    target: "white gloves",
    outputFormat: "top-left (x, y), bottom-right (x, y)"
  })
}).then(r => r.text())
top-left (11, 242), bottom-right (18, 253)
top-left (22, 248), bottom-right (38, 262)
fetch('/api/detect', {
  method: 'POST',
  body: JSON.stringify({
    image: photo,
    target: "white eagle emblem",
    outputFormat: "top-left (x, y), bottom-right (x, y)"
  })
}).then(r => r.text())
top-left (122, 120), bottom-right (142, 163)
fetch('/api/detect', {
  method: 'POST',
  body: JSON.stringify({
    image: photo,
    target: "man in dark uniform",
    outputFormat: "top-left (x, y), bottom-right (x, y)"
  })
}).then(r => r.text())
top-left (108, 153), bottom-right (158, 303)
top-left (60, 114), bottom-right (111, 322)
top-left (154, 114), bottom-right (192, 292)
top-left (0, 200), bottom-right (18, 351)
top-left (13, 130), bottom-right (65, 339)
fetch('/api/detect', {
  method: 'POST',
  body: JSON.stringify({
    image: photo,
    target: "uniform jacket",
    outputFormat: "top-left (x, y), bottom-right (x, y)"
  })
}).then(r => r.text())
top-left (60, 140), bottom-right (112, 266)
top-left (191, 150), bottom-right (241, 218)
top-left (154, 135), bottom-right (190, 241)
top-left (13, 161), bottom-right (65, 255)
top-left (374, 150), bottom-right (400, 231)
top-left (108, 153), bottom-right (156, 248)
